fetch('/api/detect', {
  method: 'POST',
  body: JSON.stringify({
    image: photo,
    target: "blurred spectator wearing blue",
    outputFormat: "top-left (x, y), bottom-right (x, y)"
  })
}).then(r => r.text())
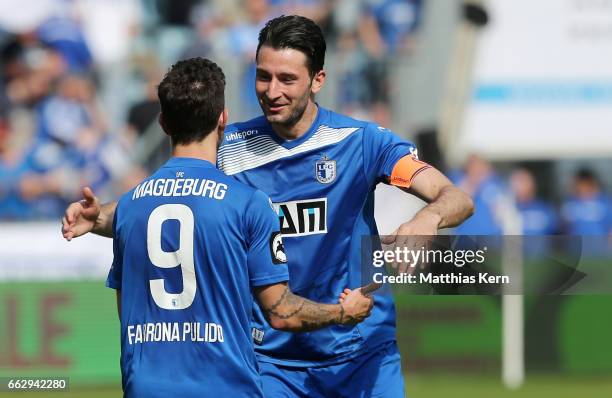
top-left (0, 115), bottom-right (31, 219)
top-left (36, 15), bottom-right (93, 73)
top-left (562, 168), bottom-right (612, 236)
top-left (510, 168), bottom-right (559, 235)
top-left (223, 0), bottom-right (278, 119)
top-left (451, 155), bottom-right (508, 235)
top-left (334, 0), bottom-right (421, 124)
top-left (36, 74), bottom-right (95, 143)
top-left (22, 75), bottom-right (113, 218)
top-left (360, 0), bottom-right (421, 55)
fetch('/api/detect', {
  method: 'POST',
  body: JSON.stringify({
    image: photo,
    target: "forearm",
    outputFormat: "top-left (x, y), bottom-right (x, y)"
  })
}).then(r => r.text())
top-left (416, 185), bottom-right (474, 229)
top-left (262, 286), bottom-right (344, 332)
top-left (93, 202), bottom-right (117, 238)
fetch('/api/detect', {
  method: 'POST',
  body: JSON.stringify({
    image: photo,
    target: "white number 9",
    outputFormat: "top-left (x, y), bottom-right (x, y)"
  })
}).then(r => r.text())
top-left (147, 204), bottom-right (196, 310)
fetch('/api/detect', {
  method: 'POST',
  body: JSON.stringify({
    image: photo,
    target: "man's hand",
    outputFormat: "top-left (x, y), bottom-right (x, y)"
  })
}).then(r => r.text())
top-left (338, 288), bottom-right (374, 325)
top-left (62, 187), bottom-right (100, 241)
top-left (382, 208), bottom-right (440, 242)
top-left (379, 210), bottom-right (439, 274)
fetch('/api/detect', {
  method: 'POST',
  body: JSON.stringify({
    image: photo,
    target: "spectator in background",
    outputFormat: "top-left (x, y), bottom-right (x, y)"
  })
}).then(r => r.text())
top-left (122, 68), bottom-right (168, 173)
top-left (358, 0), bottom-right (421, 126)
top-left (562, 169), bottom-right (612, 236)
top-left (223, 0), bottom-right (278, 118)
top-left (74, 0), bottom-right (143, 129)
top-left (1, 33), bottom-right (65, 106)
top-left (16, 74), bottom-right (108, 218)
top-left (360, 0), bottom-right (421, 56)
top-left (0, 33), bottom-right (73, 220)
top-left (36, 74), bottom-right (103, 144)
top-left (0, 114), bottom-right (32, 219)
top-left (271, 0), bottom-right (332, 26)
top-left (451, 154), bottom-right (508, 235)
top-left (181, 1), bottom-right (227, 60)
top-left (124, 70), bottom-right (161, 143)
top-left (36, 14), bottom-right (93, 73)
top-left (331, 0), bottom-right (370, 117)
top-left (510, 168), bottom-right (558, 235)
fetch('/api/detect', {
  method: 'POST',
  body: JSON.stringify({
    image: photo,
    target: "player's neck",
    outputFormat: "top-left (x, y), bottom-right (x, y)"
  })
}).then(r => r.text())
top-left (271, 101), bottom-right (318, 141)
top-left (171, 132), bottom-right (219, 165)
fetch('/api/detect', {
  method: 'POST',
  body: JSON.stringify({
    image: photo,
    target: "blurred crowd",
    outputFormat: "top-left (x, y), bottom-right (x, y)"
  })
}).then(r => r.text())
top-left (0, 0), bottom-right (610, 237)
top-left (0, 0), bottom-right (422, 220)
top-left (451, 155), bottom-right (612, 237)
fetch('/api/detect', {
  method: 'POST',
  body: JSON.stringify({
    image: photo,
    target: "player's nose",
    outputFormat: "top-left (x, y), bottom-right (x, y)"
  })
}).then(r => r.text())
top-left (266, 79), bottom-right (282, 100)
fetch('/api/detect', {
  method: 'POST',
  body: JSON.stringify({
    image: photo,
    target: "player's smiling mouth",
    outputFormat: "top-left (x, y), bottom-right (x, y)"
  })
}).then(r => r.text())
top-left (266, 104), bottom-right (288, 113)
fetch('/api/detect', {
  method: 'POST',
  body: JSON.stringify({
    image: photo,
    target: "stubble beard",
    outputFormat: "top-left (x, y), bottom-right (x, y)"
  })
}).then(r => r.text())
top-left (262, 89), bottom-right (311, 129)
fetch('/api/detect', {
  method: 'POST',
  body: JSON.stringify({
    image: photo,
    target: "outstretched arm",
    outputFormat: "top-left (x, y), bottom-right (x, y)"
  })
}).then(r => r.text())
top-left (255, 282), bottom-right (373, 332)
top-left (62, 187), bottom-right (117, 240)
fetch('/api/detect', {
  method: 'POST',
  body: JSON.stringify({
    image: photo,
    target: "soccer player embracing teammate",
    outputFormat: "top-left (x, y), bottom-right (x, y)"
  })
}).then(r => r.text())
top-left (63, 16), bottom-right (473, 398)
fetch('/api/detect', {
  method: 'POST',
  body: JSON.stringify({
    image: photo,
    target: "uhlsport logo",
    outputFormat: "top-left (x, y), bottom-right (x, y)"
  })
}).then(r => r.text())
top-left (315, 156), bottom-right (336, 184)
top-left (273, 198), bottom-right (327, 237)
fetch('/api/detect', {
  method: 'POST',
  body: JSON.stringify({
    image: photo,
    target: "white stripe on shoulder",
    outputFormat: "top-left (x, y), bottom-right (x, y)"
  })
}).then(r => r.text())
top-left (218, 125), bottom-right (359, 175)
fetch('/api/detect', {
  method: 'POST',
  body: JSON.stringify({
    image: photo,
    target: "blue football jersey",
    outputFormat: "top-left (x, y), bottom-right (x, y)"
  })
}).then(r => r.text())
top-left (218, 106), bottom-right (416, 367)
top-left (107, 157), bottom-right (289, 397)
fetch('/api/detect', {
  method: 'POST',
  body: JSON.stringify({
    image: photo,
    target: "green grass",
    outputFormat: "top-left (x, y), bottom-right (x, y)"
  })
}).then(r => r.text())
top-left (406, 375), bottom-right (612, 398)
top-left (1, 375), bottom-right (611, 397)
top-left (0, 385), bottom-right (122, 398)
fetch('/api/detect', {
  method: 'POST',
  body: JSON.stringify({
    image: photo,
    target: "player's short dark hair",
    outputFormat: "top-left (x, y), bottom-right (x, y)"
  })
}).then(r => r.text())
top-left (157, 57), bottom-right (225, 145)
top-left (256, 15), bottom-right (326, 77)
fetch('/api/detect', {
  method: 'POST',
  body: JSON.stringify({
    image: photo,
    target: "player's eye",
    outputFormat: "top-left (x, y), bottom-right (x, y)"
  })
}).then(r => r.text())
top-left (256, 73), bottom-right (271, 82)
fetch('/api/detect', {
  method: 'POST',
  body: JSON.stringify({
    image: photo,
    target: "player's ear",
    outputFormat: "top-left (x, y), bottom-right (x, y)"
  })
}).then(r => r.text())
top-left (311, 70), bottom-right (326, 95)
top-left (218, 108), bottom-right (228, 131)
top-left (216, 108), bottom-right (228, 146)
top-left (158, 113), bottom-right (171, 136)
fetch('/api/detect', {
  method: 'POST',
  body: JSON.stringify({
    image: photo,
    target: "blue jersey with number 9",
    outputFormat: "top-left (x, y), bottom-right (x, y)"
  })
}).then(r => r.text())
top-left (107, 157), bottom-right (289, 398)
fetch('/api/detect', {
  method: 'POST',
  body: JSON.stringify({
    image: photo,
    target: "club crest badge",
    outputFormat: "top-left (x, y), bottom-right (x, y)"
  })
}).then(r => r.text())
top-left (315, 157), bottom-right (336, 184)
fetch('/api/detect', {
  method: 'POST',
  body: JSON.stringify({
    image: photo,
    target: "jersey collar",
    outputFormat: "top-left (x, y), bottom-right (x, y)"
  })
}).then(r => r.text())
top-left (162, 157), bottom-right (216, 169)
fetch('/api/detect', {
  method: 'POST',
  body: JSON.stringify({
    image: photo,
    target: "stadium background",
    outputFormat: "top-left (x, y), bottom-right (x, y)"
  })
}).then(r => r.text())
top-left (0, 0), bottom-right (611, 396)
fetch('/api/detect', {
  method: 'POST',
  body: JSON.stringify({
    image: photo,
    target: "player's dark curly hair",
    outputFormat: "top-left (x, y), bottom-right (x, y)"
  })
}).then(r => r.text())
top-left (256, 15), bottom-right (326, 77)
top-left (157, 57), bottom-right (225, 145)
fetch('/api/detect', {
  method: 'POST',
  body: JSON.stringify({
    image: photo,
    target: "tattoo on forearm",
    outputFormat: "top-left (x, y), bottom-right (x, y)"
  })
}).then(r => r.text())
top-left (264, 287), bottom-right (345, 332)
top-left (267, 287), bottom-right (306, 320)
top-left (266, 286), bottom-right (290, 314)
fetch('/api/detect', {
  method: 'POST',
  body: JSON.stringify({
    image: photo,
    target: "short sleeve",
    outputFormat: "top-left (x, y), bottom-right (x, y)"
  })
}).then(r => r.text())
top-left (245, 190), bottom-right (290, 287)
top-left (362, 123), bottom-right (418, 185)
top-left (106, 209), bottom-right (122, 290)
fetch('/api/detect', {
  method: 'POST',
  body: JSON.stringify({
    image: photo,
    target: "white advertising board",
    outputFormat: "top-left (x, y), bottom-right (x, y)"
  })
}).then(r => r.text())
top-left (0, 223), bottom-right (113, 281)
top-left (460, 0), bottom-right (612, 160)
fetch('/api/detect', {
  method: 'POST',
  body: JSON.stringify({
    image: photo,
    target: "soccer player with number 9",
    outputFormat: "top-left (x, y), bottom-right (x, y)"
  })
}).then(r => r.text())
top-left (63, 16), bottom-right (474, 397)
top-left (74, 58), bottom-right (374, 398)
